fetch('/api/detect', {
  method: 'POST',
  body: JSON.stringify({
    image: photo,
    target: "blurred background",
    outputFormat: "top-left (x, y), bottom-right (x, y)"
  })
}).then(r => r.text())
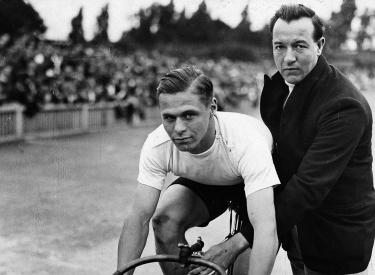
top-left (0, 0), bottom-right (375, 274)
top-left (1, 0), bottom-right (375, 118)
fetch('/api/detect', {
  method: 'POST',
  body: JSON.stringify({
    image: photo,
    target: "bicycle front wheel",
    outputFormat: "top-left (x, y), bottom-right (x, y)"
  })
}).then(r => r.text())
top-left (115, 254), bottom-right (226, 275)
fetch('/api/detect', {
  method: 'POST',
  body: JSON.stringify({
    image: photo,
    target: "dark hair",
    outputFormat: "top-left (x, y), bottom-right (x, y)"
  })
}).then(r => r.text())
top-left (156, 66), bottom-right (213, 106)
top-left (269, 4), bottom-right (325, 42)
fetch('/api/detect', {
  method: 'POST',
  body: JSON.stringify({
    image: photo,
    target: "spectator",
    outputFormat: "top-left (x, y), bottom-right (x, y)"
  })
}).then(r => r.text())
top-left (0, 34), bottom-right (267, 118)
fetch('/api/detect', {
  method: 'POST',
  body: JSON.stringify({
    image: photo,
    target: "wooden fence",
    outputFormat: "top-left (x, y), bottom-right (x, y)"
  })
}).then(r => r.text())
top-left (0, 104), bottom-right (117, 143)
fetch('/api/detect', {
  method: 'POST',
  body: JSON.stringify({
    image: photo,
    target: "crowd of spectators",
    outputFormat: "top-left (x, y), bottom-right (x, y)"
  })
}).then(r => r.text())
top-left (343, 67), bottom-right (375, 93)
top-left (0, 34), bottom-right (269, 119)
top-left (0, 33), bottom-right (375, 120)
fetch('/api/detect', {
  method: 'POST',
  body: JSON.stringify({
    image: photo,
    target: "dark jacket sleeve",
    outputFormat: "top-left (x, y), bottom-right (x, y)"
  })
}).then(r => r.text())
top-left (275, 98), bottom-right (370, 237)
top-left (240, 223), bottom-right (254, 248)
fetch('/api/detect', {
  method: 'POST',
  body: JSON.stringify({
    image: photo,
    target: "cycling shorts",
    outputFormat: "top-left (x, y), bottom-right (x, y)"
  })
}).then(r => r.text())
top-left (169, 177), bottom-right (250, 228)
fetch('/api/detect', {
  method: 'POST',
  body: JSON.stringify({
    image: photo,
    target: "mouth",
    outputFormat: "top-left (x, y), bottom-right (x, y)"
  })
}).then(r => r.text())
top-left (173, 137), bottom-right (190, 142)
top-left (284, 68), bottom-right (299, 72)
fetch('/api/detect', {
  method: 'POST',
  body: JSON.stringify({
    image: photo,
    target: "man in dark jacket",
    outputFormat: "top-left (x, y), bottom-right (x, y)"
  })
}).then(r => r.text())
top-left (190, 4), bottom-right (375, 275)
top-left (260, 4), bottom-right (375, 275)
top-left (191, 5), bottom-right (375, 275)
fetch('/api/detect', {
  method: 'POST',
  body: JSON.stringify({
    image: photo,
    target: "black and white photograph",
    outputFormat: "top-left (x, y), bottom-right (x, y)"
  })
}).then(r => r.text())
top-left (0, 0), bottom-right (374, 274)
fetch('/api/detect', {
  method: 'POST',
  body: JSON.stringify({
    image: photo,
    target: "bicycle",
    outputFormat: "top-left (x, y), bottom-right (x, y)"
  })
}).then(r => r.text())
top-left (113, 201), bottom-right (243, 275)
top-left (113, 237), bottom-right (226, 275)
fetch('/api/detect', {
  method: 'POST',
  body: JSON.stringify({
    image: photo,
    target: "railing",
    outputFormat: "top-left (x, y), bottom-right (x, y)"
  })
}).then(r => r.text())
top-left (0, 103), bottom-right (117, 143)
top-left (0, 109), bottom-right (17, 136)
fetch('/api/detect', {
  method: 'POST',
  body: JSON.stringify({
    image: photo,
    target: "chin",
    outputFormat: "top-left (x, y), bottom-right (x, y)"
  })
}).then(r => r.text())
top-left (285, 77), bottom-right (301, 85)
top-left (176, 144), bottom-right (191, 152)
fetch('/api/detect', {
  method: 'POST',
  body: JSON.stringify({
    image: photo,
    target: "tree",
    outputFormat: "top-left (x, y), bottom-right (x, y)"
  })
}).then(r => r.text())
top-left (0, 0), bottom-right (46, 36)
top-left (326, 0), bottom-right (357, 50)
top-left (68, 7), bottom-right (85, 44)
top-left (233, 4), bottom-right (253, 44)
top-left (252, 25), bottom-right (273, 51)
top-left (211, 19), bottom-right (231, 43)
top-left (356, 8), bottom-right (374, 51)
top-left (124, 3), bottom-right (161, 46)
top-left (92, 4), bottom-right (109, 44)
top-left (175, 8), bottom-right (189, 42)
top-left (157, 0), bottom-right (177, 43)
top-left (185, 1), bottom-right (215, 42)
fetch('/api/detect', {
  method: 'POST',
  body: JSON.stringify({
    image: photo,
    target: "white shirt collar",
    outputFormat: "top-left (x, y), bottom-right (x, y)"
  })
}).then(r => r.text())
top-left (283, 81), bottom-right (295, 108)
top-left (285, 81), bottom-right (295, 93)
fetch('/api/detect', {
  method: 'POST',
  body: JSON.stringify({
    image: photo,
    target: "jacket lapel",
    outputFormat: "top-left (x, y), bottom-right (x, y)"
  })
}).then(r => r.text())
top-left (260, 73), bottom-right (289, 142)
top-left (279, 56), bottom-right (328, 142)
top-left (261, 56), bottom-right (329, 145)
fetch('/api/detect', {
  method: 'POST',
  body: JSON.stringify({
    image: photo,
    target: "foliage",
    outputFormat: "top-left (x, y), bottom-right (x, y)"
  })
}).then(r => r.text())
top-left (233, 4), bottom-right (253, 44)
top-left (356, 8), bottom-right (375, 51)
top-left (183, 1), bottom-right (215, 42)
top-left (123, 3), bottom-right (158, 45)
top-left (116, 0), bottom-right (314, 57)
top-left (69, 7), bottom-right (85, 44)
top-left (3, 0), bottom-right (375, 64)
top-left (119, 0), bottom-right (232, 47)
top-left (156, 0), bottom-right (177, 43)
top-left (92, 4), bottom-right (109, 44)
top-left (0, 0), bottom-right (46, 36)
top-left (325, 0), bottom-right (357, 50)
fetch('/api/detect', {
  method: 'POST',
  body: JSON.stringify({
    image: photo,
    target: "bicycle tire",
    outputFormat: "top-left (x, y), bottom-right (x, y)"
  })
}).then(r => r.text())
top-left (114, 254), bottom-right (226, 275)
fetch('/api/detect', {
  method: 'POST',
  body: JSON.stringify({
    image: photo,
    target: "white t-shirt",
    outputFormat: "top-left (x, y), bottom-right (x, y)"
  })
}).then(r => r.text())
top-left (137, 112), bottom-right (280, 197)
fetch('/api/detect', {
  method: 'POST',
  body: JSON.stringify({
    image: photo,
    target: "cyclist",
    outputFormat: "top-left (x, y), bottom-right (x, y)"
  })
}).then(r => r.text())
top-left (117, 66), bottom-right (280, 275)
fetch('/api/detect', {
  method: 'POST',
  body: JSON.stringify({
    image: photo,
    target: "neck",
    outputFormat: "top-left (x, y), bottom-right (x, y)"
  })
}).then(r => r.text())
top-left (190, 115), bottom-right (216, 154)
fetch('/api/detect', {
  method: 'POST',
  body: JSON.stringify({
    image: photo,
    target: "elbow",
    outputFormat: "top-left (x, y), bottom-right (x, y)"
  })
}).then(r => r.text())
top-left (253, 220), bottom-right (278, 242)
top-left (256, 220), bottom-right (277, 233)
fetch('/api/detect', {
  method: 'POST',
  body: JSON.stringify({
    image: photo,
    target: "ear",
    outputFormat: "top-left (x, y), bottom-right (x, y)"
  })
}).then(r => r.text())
top-left (210, 97), bottom-right (217, 112)
top-left (317, 37), bottom-right (325, 56)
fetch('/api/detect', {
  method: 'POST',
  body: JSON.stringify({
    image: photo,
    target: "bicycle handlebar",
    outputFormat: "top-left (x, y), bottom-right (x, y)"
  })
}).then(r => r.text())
top-left (114, 254), bottom-right (226, 275)
top-left (189, 236), bottom-right (204, 253)
top-left (114, 237), bottom-right (226, 275)
top-left (178, 237), bottom-right (204, 267)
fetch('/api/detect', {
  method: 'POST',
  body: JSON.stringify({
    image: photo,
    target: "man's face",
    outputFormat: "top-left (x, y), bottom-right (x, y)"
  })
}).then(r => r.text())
top-left (272, 17), bottom-right (323, 84)
top-left (159, 90), bottom-right (214, 154)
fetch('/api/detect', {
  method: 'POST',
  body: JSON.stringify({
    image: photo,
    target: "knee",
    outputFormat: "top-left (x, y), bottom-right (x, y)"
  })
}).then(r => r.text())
top-left (152, 213), bottom-right (167, 228)
top-left (152, 213), bottom-right (177, 232)
top-left (152, 214), bottom-right (182, 242)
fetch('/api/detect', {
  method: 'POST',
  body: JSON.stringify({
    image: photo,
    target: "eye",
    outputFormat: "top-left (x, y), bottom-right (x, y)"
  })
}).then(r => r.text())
top-left (295, 44), bottom-right (306, 52)
top-left (184, 113), bottom-right (194, 120)
top-left (274, 45), bottom-right (285, 53)
top-left (163, 115), bottom-right (175, 122)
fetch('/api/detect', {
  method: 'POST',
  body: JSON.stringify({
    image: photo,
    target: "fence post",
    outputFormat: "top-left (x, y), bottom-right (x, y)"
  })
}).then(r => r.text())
top-left (106, 104), bottom-right (115, 126)
top-left (15, 105), bottom-right (24, 138)
top-left (82, 104), bottom-right (89, 131)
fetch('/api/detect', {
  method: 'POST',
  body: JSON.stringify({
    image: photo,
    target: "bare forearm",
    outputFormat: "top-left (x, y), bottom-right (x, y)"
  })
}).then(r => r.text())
top-left (117, 213), bottom-right (150, 274)
top-left (188, 233), bottom-right (251, 275)
top-left (248, 226), bottom-right (278, 275)
top-left (223, 233), bottom-right (250, 255)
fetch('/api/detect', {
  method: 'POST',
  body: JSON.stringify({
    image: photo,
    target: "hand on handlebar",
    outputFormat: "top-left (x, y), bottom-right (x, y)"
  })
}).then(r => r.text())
top-left (187, 242), bottom-right (237, 275)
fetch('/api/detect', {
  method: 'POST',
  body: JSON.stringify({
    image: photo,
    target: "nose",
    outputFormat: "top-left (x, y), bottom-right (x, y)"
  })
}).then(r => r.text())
top-left (174, 117), bottom-right (186, 135)
top-left (284, 47), bottom-right (296, 64)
